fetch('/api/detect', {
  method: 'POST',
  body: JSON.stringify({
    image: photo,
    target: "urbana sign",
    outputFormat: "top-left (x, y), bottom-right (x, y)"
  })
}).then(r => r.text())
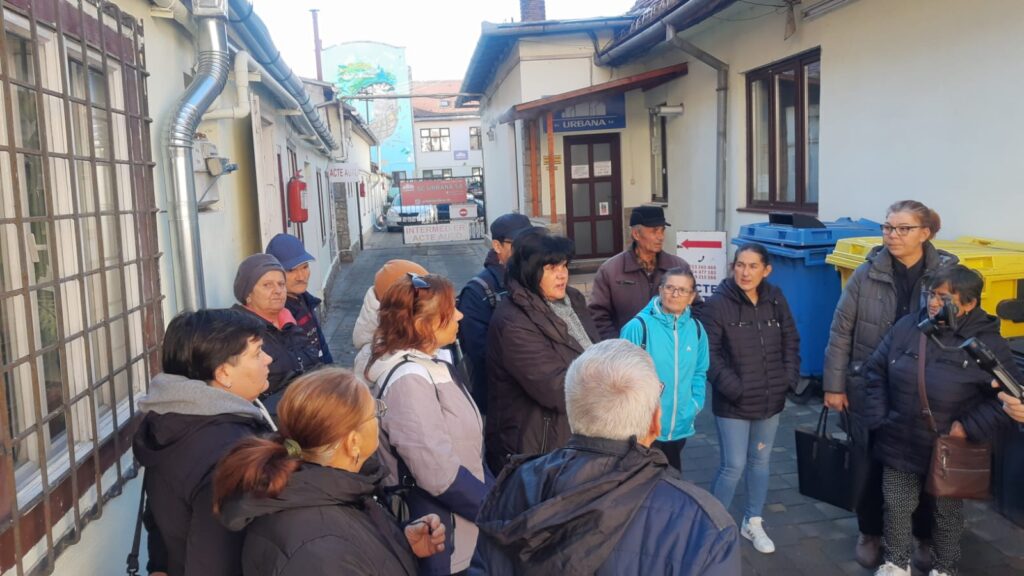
top-left (549, 94), bottom-right (626, 133)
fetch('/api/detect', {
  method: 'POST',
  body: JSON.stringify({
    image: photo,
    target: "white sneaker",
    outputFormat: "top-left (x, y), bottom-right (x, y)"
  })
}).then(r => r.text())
top-left (741, 516), bottom-right (775, 554)
top-left (874, 562), bottom-right (911, 576)
top-left (928, 570), bottom-right (951, 576)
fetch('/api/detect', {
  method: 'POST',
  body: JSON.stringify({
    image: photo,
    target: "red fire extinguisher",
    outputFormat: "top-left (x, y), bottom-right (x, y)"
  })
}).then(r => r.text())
top-left (287, 173), bottom-right (308, 223)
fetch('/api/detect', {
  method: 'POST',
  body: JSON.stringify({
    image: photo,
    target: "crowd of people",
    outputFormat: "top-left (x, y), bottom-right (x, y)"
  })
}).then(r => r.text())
top-left (130, 201), bottom-right (1024, 576)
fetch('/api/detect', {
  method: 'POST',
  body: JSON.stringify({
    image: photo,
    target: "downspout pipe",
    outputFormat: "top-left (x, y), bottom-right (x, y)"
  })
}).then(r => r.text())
top-left (203, 50), bottom-right (251, 120)
top-left (665, 25), bottom-right (729, 232)
top-left (166, 16), bottom-right (231, 311)
top-left (228, 0), bottom-right (338, 152)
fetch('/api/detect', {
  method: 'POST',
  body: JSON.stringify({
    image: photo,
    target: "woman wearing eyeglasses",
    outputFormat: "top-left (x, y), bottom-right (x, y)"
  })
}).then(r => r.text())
top-left (823, 200), bottom-right (956, 570)
top-left (694, 243), bottom-right (800, 555)
top-left (620, 267), bottom-right (708, 472)
top-left (214, 368), bottom-right (447, 576)
top-left (364, 273), bottom-right (490, 576)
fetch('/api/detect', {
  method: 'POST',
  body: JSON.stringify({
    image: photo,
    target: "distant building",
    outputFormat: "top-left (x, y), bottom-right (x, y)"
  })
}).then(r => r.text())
top-left (412, 80), bottom-right (483, 186)
top-left (321, 42), bottom-right (416, 186)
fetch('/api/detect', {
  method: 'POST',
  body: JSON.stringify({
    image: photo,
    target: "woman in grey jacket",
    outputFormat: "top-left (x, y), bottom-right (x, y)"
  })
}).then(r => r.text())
top-left (822, 200), bottom-right (955, 569)
top-left (366, 273), bottom-right (492, 576)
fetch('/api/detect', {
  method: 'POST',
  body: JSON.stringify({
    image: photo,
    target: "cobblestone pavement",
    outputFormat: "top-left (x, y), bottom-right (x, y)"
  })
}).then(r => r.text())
top-left (323, 230), bottom-right (1024, 575)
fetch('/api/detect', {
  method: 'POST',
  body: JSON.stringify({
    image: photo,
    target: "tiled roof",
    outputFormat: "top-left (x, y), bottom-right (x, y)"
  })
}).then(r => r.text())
top-left (412, 80), bottom-right (479, 119)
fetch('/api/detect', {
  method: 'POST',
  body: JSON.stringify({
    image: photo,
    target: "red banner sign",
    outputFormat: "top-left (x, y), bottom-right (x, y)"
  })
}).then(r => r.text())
top-left (400, 179), bottom-right (468, 206)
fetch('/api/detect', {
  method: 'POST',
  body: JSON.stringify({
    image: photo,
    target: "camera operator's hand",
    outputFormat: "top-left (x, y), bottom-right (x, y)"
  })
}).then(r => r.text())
top-left (993, 379), bottom-right (1024, 423)
top-left (949, 421), bottom-right (967, 439)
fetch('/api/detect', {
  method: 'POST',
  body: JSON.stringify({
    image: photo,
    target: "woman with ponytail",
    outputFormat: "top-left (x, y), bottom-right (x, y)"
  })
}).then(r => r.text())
top-left (364, 273), bottom-right (491, 576)
top-left (214, 368), bottom-right (446, 576)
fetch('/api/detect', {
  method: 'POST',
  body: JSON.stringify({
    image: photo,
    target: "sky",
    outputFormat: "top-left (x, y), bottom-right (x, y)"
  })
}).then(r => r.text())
top-left (252, 0), bottom-right (638, 83)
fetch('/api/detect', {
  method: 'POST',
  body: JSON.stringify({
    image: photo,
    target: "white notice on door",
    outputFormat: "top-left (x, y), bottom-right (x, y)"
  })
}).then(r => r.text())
top-left (571, 164), bottom-right (590, 179)
top-left (599, 202), bottom-right (610, 216)
top-left (594, 160), bottom-right (612, 177)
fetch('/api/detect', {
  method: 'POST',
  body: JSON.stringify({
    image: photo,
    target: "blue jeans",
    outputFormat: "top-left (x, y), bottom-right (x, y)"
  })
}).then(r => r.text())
top-left (711, 414), bottom-right (781, 519)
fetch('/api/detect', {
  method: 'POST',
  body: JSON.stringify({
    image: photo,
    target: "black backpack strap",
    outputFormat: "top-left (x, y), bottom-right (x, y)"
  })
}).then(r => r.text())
top-left (469, 276), bottom-right (498, 309)
top-left (126, 471), bottom-right (145, 576)
top-left (639, 316), bottom-right (649, 351)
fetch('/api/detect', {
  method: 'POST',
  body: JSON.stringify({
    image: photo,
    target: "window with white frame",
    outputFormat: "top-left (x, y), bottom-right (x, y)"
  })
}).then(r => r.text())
top-left (469, 126), bottom-right (481, 150)
top-left (0, 2), bottom-right (161, 572)
top-left (419, 127), bottom-right (450, 152)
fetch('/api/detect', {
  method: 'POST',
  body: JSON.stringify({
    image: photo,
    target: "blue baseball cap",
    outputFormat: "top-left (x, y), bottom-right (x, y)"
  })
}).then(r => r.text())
top-left (265, 233), bottom-right (315, 271)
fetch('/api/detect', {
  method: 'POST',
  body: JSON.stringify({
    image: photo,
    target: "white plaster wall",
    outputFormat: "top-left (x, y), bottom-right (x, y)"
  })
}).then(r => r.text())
top-left (413, 117), bottom-right (484, 176)
top-left (649, 0), bottom-right (1024, 242)
top-left (480, 61), bottom-right (524, 228)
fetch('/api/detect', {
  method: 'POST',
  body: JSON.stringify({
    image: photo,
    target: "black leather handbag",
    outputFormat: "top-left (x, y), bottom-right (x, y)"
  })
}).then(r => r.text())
top-left (796, 407), bottom-right (871, 511)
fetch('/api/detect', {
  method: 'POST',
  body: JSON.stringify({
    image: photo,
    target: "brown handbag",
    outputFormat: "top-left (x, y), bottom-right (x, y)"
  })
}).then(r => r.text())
top-left (916, 333), bottom-right (992, 500)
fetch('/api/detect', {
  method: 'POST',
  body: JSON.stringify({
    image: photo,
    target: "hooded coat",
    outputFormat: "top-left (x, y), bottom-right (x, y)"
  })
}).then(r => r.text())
top-left (366, 349), bottom-right (491, 575)
top-left (218, 460), bottom-right (418, 576)
top-left (485, 279), bottom-right (601, 472)
top-left (694, 278), bottom-right (800, 421)
top-left (621, 297), bottom-right (709, 441)
top-left (470, 435), bottom-right (740, 576)
top-left (823, 242), bottom-right (957, 399)
top-left (862, 307), bottom-right (1018, 476)
top-left (132, 374), bottom-right (274, 576)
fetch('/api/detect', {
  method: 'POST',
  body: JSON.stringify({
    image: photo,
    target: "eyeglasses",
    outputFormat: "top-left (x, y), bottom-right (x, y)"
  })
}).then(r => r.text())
top-left (358, 398), bottom-right (388, 427)
top-left (407, 272), bottom-right (431, 290)
top-left (880, 224), bottom-right (925, 237)
top-left (661, 286), bottom-right (695, 296)
top-left (927, 291), bottom-right (953, 302)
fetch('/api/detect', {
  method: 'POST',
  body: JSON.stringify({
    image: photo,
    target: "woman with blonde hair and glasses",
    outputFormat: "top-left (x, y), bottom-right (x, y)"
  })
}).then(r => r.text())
top-left (365, 273), bottom-right (491, 576)
top-left (823, 200), bottom-right (956, 570)
top-left (213, 368), bottom-right (446, 576)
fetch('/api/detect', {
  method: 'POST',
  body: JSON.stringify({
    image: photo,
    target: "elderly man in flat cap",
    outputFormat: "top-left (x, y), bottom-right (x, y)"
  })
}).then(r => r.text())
top-left (589, 205), bottom-right (692, 340)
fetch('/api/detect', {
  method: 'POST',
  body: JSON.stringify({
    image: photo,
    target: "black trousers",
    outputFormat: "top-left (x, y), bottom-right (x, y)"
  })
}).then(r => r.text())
top-left (652, 438), bottom-right (688, 472)
top-left (857, 447), bottom-right (934, 539)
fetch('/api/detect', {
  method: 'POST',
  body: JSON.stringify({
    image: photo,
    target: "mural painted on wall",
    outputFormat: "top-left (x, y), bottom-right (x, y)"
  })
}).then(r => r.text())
top-left (323, 42), bottom-right (415, 179)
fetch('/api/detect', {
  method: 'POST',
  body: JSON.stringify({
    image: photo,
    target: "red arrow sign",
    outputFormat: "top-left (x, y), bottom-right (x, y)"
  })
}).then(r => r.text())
top-left (680, 239), bottom-right (723, 249)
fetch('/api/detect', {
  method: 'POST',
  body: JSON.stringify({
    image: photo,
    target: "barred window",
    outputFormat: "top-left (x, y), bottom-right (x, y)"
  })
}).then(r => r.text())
top-left (0, 1), bottom-right (161, 573)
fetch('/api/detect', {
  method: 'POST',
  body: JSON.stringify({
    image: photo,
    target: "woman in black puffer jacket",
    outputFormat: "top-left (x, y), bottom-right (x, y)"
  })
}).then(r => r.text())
top-left (694, 243), bottom-right (799, 555)
top-left (862, 265), bottom-right (1017, 576)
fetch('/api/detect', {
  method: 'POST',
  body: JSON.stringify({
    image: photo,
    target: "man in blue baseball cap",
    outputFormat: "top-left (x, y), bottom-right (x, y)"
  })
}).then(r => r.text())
top-left (265, 233), bottom-right (333, 364)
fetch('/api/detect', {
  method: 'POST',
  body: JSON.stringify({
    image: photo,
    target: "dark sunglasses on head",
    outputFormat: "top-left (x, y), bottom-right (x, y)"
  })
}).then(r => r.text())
top-left (407, 272), bottom-right (431, 290)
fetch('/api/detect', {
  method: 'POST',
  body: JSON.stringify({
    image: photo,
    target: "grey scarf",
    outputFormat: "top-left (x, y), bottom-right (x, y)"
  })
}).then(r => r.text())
top-left (547, 297), bottom-right (593, 350)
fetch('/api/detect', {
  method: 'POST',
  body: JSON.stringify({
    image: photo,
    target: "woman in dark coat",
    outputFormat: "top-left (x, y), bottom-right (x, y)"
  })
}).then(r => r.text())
top-left (695, 243), bottom-right (799, 555)
top-left (133, 309), bottom-right (276, 576)
top-left (485, 229), bottom-right (601, 474)
top-left (863, 265), bottom-right (1017, 576)
top-left (214, 368), bottom-right (446, 576)
top-left (231, 254), bottom-right (325, 418)
top-left (822, 200), bottom-right (953, 568)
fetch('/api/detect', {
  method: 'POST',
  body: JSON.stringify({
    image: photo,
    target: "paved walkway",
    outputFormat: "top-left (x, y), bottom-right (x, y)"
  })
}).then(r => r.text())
top-left (322, 230), bottom-right (1024, 576)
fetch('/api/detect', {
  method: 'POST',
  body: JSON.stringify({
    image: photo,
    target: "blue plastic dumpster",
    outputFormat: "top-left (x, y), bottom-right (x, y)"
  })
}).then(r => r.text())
top-left (731, 214), bottom-right (881, 379)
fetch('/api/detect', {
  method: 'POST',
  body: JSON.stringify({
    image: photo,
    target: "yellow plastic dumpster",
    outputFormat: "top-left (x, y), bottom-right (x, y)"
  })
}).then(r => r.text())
top-left (826, 237), bottom-right (1024, 338)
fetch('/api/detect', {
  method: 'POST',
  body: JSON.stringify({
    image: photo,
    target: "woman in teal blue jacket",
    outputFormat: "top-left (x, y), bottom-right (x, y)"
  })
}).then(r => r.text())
top-left (620, 267), bottom-right (708, 471)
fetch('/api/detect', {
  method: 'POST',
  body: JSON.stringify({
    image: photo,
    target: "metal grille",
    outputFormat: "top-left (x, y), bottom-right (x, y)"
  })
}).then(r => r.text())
top-left (0, 0), bottom-right (161, 573)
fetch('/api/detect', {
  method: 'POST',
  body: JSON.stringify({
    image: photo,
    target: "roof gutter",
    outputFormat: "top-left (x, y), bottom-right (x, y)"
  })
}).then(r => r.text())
top-left (596, 0), bottom-right (736, 66)
top-left (227, 0), bottom-right (338, 153)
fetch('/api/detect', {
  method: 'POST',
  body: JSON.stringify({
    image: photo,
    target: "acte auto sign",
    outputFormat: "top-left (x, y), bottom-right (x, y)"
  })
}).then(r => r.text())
top-left (400, 179), bottom-right (468, 206)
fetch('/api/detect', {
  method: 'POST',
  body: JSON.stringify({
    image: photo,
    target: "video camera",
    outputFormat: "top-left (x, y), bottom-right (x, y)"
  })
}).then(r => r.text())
top-left (917, 297), bottom-right (1023, 400)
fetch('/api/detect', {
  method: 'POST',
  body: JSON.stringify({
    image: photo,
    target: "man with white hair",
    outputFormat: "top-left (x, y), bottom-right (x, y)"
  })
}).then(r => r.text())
top-left (471, 339), bottom-right (740, 576)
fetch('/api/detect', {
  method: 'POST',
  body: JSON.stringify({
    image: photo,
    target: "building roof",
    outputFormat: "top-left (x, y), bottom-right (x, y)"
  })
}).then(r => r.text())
top-left (412, 80), bottom-right (480, 119)
top-left (499, 62), bottom-right (688, 123)
top-left (457, 16), bottom-right (636, 107)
